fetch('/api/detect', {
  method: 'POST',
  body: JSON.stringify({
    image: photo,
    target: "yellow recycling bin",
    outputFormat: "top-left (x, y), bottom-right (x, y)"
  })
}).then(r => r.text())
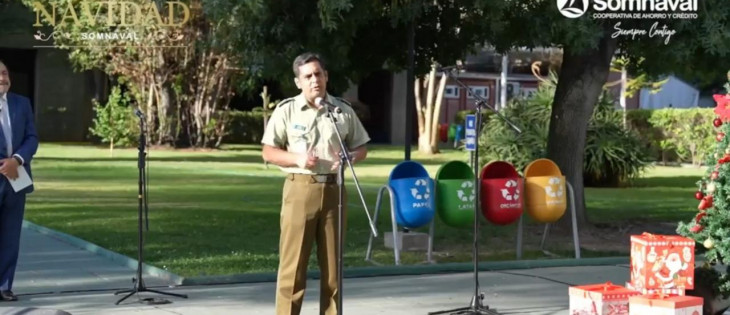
top-left (524, 159), bottom-right (567, 223)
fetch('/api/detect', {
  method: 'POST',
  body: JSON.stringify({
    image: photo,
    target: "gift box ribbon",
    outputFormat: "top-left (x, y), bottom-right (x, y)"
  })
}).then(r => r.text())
top-left (646, 292), bottom-right (670, 299)
top-left (582, 281), bottom-right (623, 296)
top-left (607, 303), bottom-right (629, 315)
top-left (639, 232), bottom-right (684, 249)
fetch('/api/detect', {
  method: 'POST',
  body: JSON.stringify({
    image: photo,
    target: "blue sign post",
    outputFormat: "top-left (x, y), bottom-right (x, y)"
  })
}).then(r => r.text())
top-left (465, 114), bottom-right (476, 151)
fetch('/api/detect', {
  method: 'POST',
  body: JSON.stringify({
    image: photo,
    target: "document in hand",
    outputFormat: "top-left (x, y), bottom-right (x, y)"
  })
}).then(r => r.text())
top-left (7, 166), bottom-right (32, 192)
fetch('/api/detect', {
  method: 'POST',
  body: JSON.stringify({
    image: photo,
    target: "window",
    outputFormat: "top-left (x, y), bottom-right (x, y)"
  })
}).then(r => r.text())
top-left (466, 86), bottom-right (489, 99)
top-left (444, 85), bottom-right (460, 99)
top-left (520, 87), bottom-right (538, 99)
top-left (506, 82), bottom-right (520, 99)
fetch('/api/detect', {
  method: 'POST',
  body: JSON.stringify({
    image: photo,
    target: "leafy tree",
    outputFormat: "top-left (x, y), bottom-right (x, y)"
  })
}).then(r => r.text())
top-left (470, 0), bottom-right (730, 227)
top-left (415, 65), bottom-right (447, 154)
top-left (24, 0), bottom-right (240, 148)
top-left (89, 85), bottom-right (137, 156)
top-left (479, 70), bottom-right (649, 187)
top-left (204, 0), bottom-right (484, 94)
top-left (605, 57), bottom-right (668, 128)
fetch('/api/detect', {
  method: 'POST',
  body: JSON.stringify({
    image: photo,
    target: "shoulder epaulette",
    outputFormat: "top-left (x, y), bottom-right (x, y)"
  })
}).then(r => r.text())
top-left (336, 97), bottom-right (352, 107)
top-left (275, 97), bottom-right (295, 108)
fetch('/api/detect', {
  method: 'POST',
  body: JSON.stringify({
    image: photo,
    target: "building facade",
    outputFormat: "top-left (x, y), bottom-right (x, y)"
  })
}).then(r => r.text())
top-left (0, 2), bottom-right (104, 143)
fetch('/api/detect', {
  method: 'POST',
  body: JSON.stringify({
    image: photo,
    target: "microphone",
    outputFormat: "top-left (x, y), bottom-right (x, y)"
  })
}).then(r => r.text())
top-left (314, 97), bottom-right (342, 113)
top-left (437, 65), bottom-right (460, 72)
top-left (435, 61), bottom-right (464, 73)
top-left (134, 108), bottom-right (145, 119)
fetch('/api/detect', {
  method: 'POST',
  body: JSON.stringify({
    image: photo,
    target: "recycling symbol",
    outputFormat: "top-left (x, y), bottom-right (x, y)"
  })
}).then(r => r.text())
top-left (545, 177), bottom-right (564, 197)
top-left (500, 180), bottom-right (520, 201)
top-left (411, 179), bottom-right (431, 200)
top-left (457, 181), bottom-right (475, 202)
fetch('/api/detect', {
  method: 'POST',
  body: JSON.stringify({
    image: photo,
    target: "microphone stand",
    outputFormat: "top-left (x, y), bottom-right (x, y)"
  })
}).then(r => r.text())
top-left (429, 68), bottom-right (521, 315)
top-left (115, 112), bottom-right (189, 305)
top-left (323, 103), bottom-right (378, 315)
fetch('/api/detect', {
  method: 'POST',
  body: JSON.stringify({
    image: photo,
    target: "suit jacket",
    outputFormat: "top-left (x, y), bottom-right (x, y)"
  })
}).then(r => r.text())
top-left (2, 93), bottom-right (39, 194)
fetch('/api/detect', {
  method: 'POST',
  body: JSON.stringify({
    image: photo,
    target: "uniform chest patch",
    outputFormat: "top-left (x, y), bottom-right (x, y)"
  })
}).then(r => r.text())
top-left (293, 124), bottom-right (307, 131)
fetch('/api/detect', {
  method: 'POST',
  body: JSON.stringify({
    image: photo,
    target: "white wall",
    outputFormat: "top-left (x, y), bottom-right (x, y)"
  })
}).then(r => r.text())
top-left (639, 76), bottom-right (699, 109)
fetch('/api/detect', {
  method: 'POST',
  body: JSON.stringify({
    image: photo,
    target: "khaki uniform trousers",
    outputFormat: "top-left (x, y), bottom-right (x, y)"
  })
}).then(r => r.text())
top-left (276, 173), bottom-right (346, 315)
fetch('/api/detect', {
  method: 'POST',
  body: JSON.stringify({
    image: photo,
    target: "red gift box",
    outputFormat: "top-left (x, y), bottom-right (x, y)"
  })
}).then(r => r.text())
top-left (628, 294), bottom-right (702, 314)
top-left (630, 233), bottom-right (695, 292)
top-left (569, 282), bottom-right (641, 315)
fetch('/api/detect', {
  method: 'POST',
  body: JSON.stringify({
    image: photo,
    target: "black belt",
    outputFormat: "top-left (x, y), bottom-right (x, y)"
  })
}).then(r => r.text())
top-left (288, 173), bottom-right (337, 184)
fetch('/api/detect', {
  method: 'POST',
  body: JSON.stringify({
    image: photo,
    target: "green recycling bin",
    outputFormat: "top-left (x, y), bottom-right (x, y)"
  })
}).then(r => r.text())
top-left (448, 124), bottom-right (457, 142)
top-left (435, 161), bottom-right (475, 227)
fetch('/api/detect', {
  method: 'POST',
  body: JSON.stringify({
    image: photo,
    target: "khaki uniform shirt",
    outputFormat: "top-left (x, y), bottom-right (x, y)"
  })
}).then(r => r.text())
top-left (261, 93), bottom-right (370, 175)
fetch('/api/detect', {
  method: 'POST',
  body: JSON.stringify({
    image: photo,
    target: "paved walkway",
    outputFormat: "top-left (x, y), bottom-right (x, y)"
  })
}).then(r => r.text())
top-left (0, 224), bottom-right (698, 315)
top-left (13, 227), bottom-right (174, 296)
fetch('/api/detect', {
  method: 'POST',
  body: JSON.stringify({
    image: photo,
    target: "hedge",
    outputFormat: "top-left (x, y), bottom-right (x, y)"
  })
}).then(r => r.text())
top-left (627, 108), bottom-right (715, 166)
top-left (225, 110), bottom-right (265, 144)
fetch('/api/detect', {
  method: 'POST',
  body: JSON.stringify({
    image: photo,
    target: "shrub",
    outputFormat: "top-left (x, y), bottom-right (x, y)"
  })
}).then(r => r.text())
top-left (648, 108), bottom-right (715, 166)
top-left (225, 110), bottom-right (265, 144)
top-left (477, 82), bottom-right (552, 171)
top-left (454, 109), bottom-right (491, 126)
top-left (626, 109), bottom-right (666, 161)
top-left (584, 96), bottom-right (651, 187)
top-left (627, 108), bottom-right (715, 166)
top-left (89, 86), bottom-right (138, 155)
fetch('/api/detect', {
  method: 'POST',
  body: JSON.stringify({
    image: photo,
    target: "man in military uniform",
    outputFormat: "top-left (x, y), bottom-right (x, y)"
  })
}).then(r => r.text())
top-left (261, 52), bottom-right (370, 315)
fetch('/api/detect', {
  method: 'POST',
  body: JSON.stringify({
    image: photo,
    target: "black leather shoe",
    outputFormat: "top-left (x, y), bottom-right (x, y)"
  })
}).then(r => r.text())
top-left (0, 290), bottom-right (17, 301)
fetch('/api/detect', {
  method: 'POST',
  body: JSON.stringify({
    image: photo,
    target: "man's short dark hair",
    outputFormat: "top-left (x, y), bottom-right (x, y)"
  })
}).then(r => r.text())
top-left (292, 53), bottom-right (326, 77)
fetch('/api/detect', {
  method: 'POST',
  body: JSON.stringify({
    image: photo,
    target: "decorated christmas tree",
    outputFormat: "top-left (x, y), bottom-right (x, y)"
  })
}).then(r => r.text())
top-left (678, 70), bottom-right (730, 300)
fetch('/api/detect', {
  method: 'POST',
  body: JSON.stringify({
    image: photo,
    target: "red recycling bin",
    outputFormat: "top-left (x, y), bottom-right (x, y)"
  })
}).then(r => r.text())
top-left (439, 123), bottom-right (449, 143)
top-left (480, 161), bottom-right (523, 225)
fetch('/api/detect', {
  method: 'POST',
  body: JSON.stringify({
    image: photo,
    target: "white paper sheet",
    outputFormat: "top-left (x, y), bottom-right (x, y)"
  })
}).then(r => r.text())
top-left (7, 166), bottom-right (32, 192)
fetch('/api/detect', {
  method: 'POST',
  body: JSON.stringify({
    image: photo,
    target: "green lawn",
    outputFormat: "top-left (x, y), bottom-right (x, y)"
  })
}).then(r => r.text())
top-left (24, 143), bottom-right (705, 277)
top-left (587, 165), bottom-right (705, 223)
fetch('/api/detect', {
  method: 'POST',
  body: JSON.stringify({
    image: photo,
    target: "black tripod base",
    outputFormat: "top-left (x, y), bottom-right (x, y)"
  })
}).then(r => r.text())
top-left (428, 306), bottom-right (500, 315)
top-left (114, 286), bottom-right (188, 305)
top-left (429, 294), bottom-right (500, 315)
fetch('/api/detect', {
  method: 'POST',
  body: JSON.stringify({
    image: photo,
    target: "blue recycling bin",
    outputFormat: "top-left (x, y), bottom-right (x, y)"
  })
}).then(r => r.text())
top-left (388, 161), bottom-right (435, 228)
top-left (454, 125), bottom-right (464, 144)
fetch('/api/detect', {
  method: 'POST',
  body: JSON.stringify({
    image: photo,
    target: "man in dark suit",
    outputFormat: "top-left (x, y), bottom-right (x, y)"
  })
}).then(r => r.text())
top-left (0, 59), bottom-right (39, 302)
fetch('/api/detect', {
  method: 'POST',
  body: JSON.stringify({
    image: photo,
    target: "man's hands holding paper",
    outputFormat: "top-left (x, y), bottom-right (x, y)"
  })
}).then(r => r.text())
top-left (329, 153), bottom-right (353, 172)
top-left (329, 145), bottom-right (367, 172)
top-left (0, 157), bottom-right (32, 192)
top-left (296, 150), bottom-right (319, 169)
top-left (0, 157), bottom-right (19, 180)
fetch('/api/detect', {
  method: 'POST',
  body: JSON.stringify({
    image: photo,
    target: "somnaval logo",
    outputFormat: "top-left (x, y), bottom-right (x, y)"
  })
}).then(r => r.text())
top-left (557, 0), bottom-right (589, 18)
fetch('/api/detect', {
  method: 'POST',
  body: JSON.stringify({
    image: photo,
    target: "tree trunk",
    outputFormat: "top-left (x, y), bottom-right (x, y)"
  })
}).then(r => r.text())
top-left (549, 30), bottom-right (617, 230)
top-left (620, 67), bottom-right (627, 129)
top-left (415, 66), bottom-right (445, 155)
top-left (420, 69), bottom-right (436, 153)
top-left (415, 78), bottom-right (430, 152)
top-left (429, 73), bottom-right (446, 153)
top-left (157, 85), bottom-right (172, 145)
top-left (415, 79), bottom-right (425, 135)
top-left (262, 86), bottom-right (270, 133)
top-left (145, 81), bottom-right (156, 142)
